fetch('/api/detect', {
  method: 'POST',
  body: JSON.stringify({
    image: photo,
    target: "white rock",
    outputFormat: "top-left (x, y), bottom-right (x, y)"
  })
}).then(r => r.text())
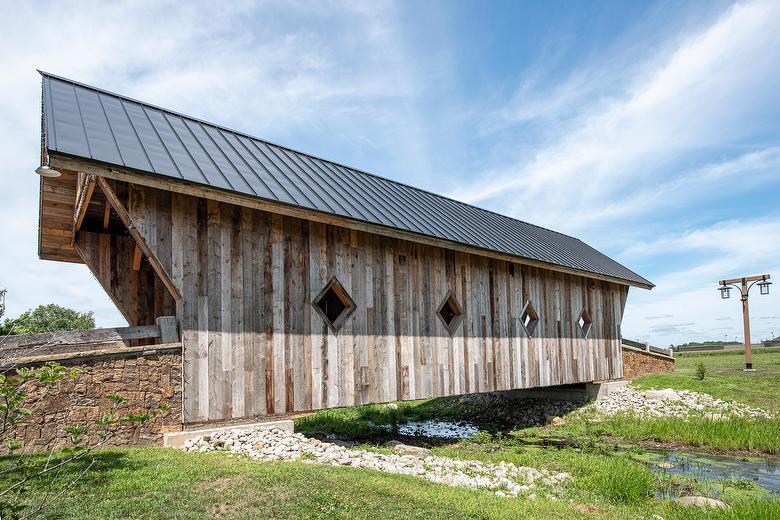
top-left (175, 426), bottom-right (570, 499)
top-left (677, 496), bottom-right (728, 509)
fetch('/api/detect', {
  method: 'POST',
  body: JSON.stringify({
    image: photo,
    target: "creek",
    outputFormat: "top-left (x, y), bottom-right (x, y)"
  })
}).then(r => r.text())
top-left (642, 450), bottom-right (780, 496)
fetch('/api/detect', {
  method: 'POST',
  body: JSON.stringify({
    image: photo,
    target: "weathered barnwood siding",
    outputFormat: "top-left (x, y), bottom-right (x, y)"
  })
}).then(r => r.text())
top-left (75, 230), bottom-right (176, 327)
top-left (125, 183), bottom-right (628, 423)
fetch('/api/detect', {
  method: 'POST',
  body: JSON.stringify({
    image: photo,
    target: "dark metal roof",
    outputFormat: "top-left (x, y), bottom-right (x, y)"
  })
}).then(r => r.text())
top-left (39, 72), bottom-right (652, 288)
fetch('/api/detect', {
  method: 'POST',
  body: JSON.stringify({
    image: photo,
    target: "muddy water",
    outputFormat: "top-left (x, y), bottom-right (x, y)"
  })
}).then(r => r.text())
top-left (645, 451), bottom-right (780, 495)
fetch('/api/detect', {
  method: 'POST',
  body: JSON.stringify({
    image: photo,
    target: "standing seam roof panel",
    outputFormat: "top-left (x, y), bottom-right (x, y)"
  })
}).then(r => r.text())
top-left (260, 143), bottom-right (339, 215)
top-left (73, 86), bottom-right (123, 165)
top-left (165, 116), bottom-right (231, 190)
top-left (49, 81), bottom-right (90, 158)
top-left (122, 101), bottom-right (179, 177)
top-left (202, 126), bottom-right (263, 197)
top-left (330, 162), bottom-right (446, 236)
top-left (315, 159), bottom-right (410, 229)
top-left (231, 134), bottom-right (299, 204)
top-left (249, 140), bottom-right (318, 209)
top-left (98, 94), bottom-right (154, 172)
top-left (348, 166), bottom-right (458, 240)
top-left (295, 153), bottom-right (383, 223)
top-left (273, 148), bottom-right (353, 216)
top-left (144, 108), bottom-right (203, 183)
top-left (38, 72), bottom-right (653, 288)
top-left (279, 149), bottom-right (365, 218)
top-left (42, 77), bottom-right (57, 151)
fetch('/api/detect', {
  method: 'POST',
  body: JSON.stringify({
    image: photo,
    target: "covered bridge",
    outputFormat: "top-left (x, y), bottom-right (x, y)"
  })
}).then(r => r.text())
top-left (35, 72), bottom-right (653, 425)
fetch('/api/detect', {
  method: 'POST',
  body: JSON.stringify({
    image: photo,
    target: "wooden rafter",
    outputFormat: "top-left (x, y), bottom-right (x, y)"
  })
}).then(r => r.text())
top-left (73, 173), bottom-right (96, 234)
top-left (131, 245), bottom-right (142, 271)
top-left (95, 176), bottom-right (182, 301)
top-left (102, 203), bottom-right (111, 230)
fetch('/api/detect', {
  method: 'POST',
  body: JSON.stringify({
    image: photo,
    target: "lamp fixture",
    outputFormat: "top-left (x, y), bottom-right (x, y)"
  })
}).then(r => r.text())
top-left (35, 164), bottom-right (61, 177)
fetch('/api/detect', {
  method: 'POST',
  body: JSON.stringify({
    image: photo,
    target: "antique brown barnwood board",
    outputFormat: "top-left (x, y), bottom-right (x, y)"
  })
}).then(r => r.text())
top-left (122, 181), bottom-right (628, 423)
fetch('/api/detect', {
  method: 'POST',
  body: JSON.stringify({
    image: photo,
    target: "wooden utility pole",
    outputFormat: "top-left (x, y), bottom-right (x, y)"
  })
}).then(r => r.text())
top-left (718, 274), bottom-right (771, 371)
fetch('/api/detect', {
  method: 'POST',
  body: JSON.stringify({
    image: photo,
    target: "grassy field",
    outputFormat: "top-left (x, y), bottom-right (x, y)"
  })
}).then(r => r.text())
top-left (632, 348), bottom-right (780, 413)
top-left (1, 447), bottom-right (777, 519)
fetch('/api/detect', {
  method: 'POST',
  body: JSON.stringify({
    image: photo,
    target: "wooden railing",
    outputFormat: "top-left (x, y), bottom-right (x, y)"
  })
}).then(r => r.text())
top-left (0, 316), bottom-right (180, 365)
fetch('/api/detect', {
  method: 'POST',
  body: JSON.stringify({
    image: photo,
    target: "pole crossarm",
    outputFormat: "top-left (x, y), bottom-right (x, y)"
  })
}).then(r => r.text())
top-left (719, 274), bottom-right (770, 286)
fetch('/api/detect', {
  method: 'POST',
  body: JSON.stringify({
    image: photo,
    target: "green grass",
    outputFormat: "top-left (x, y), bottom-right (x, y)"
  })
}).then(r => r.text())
top-left (1, 447), bottom-right (777, 519)
top-left (556, 414), bottom-right (780, 454)
top-left (633, 348), bottom-right (780, 413)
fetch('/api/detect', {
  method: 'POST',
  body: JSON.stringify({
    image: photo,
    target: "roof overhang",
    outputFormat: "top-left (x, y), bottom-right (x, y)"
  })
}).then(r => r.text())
top-left (49, 153), bottom-right (655, 290)
top-left (37, 168), bottom-right (82, 263)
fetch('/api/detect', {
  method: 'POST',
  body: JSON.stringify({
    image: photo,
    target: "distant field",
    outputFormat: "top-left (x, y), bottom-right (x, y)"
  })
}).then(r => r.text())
top-left (632, 348), bottom-right (780, 413)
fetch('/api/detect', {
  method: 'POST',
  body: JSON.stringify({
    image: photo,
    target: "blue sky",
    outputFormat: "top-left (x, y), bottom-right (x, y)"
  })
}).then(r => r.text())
top-left (1, 0), bottom-right (778, 346)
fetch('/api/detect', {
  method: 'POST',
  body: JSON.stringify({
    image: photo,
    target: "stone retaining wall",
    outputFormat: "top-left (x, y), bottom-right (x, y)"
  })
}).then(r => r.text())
top-left (621, 346), bottom-right (674, 379)
top-left (5, 350), bottom-right (182, 453)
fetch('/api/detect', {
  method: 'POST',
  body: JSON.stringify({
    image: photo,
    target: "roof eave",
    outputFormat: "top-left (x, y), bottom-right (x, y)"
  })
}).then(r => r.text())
top-left (48, 152), bottom-right (654, 290)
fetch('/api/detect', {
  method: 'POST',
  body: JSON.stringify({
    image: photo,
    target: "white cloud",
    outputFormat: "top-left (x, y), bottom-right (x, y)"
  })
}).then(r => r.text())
top-left (0, 0), bottom-right (429, 326)
top-left (0, 0), bottom-right (777, 351)
top-left (451, 0), bottom-right (780, 233)
top-left (442, 0), bottom-right (780, 346)
top-left (622, 217), bottom-right (780, 345)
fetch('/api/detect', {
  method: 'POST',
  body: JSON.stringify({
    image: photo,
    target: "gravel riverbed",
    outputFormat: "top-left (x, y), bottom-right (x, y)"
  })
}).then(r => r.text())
top-left (182, 426), bottom-right (570, 498)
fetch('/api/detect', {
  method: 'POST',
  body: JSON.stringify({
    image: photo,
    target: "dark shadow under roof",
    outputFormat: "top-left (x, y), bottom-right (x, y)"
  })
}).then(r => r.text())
top-left (39, 71), bottom-right (652, 288)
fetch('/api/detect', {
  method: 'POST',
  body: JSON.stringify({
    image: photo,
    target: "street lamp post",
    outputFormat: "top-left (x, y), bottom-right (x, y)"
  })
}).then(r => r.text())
top-left (717, 274), bottom-right (772, 371)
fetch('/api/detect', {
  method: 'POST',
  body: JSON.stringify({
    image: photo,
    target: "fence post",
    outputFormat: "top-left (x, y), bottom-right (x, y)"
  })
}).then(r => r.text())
top-left (156, 316), bottom-right (179, 344)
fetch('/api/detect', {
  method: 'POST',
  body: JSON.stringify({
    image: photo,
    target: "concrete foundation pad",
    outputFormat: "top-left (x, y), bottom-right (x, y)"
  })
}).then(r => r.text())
top-left (163, 419), bottom-right (294, 448)
top-left (585, 380), bottom-right (630, 401)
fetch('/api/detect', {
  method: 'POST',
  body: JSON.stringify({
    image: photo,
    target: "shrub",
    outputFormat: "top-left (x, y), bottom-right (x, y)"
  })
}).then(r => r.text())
top-left (695, 363), bottom-right (707, 380)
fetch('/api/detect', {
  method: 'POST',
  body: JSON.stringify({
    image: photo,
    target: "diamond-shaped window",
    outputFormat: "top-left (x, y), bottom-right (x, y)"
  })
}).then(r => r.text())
top-left (519, 300), bottom-right (539, 337)
top-left (436, 291), bottom-right (464, 336)
top-left (312, 276), bottom-right (356, 334)
top-left (577, 308), bottom-right (592, 338)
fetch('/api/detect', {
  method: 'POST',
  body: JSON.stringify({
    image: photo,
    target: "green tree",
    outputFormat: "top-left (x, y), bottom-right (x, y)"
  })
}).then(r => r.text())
top-left (0, 304), bottom-right (95, 336)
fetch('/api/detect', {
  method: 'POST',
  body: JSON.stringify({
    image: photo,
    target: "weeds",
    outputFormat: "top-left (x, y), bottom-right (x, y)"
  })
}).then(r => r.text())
top-left (587, 457), bottom-right (655, 504)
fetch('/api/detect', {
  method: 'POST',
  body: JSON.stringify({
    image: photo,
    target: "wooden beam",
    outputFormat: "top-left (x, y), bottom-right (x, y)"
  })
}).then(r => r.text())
top-left (102, 203), bottom-right (111, 230)
top-left (41, 227), bottom-right (74, 238)
top-left (73, 173), bottom-right (96, 233)
top-left (2, 342), bottom-right (182, 367)
top-left (0, 323), bottom-right (164, 350)
top-left (156, 316), bottom-right (179, 343)
top-left (719, 274), bottom-right (770, 285)
top-left (132, 244), bottom-right (142, 271)
top-left (94, 176), bottom-right (183, 301)
top-left (51, 155), bottom-right (654, 290)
